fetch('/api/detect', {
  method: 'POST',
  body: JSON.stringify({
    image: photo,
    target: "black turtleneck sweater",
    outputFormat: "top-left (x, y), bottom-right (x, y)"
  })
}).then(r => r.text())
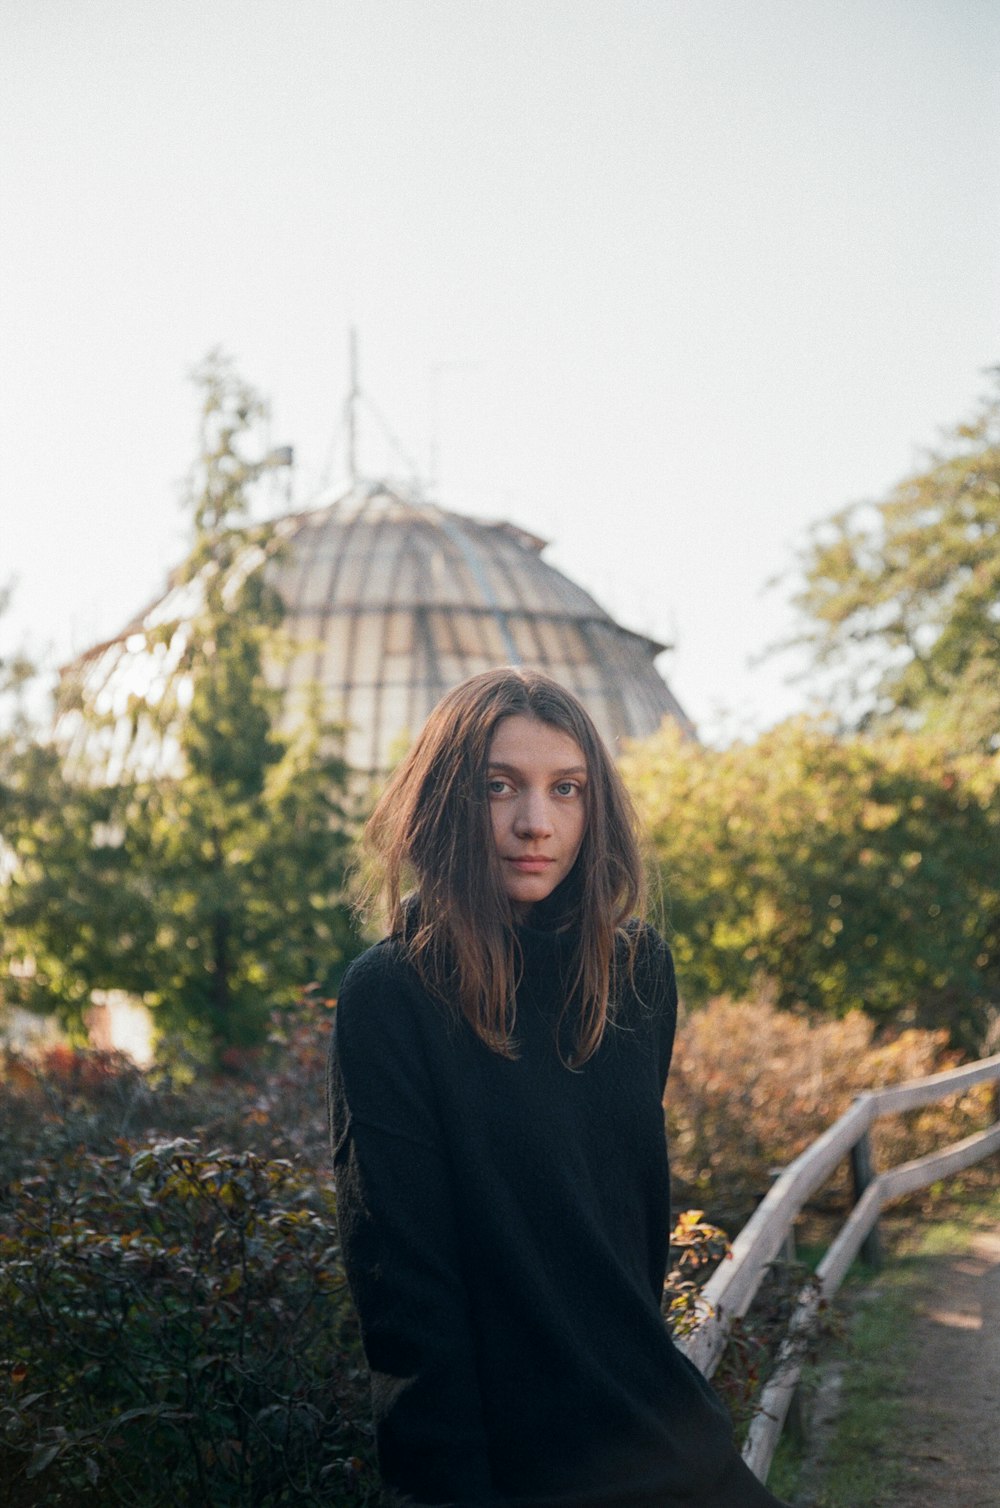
top-left (327, 916), bottom-right (786, 1508)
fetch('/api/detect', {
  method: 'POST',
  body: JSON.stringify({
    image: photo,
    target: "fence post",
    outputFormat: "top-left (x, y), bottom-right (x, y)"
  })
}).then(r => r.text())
top-left (849, 1130), bottom-right (882, 1270)
top-left (768, 1168), bottom-right (806, 1445)
top-left (782, 1224), bottom-right (807, 1445)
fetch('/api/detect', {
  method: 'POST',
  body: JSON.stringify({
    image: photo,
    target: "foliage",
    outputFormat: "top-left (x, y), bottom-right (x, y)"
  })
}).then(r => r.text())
top-left (662, 1212), bottom-right (819, 1448)
top-left (1, 355), bottom-right (361, 1065)
top-left (0, 995), bottom-right (988, 1502)
top-left (785, 372), bottom-right (1000, 751)
top-left (0, 1000), bottom-right (383, 1508)
top-left (665, 994), bottom-right (993, 1231)
top-left (662, 1208), bottom-right (731, 1339)
top-left (0, 989), bottom-right (337, 1186)
top-left (0, 1143), bottom-right (374, 1507)
top-left (624, 718), bottom-right (1000, 1047)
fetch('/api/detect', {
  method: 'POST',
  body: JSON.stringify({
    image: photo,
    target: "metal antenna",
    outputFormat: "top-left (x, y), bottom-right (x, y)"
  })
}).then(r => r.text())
top-left (340, 329), bottom-right (433, 487)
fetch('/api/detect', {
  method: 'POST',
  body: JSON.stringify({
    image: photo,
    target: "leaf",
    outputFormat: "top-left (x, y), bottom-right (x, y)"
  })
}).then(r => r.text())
top-left (26, 1441), bottom-right (61, 1478)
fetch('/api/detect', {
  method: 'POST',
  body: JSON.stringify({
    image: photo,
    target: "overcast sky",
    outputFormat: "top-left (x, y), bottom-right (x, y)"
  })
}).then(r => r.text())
top-left (2, 0), bottom-right (998, 743)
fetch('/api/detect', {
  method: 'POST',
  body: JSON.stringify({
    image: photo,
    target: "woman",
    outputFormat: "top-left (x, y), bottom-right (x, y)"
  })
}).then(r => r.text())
top-left (328, 668), bottom-right (788, 1508)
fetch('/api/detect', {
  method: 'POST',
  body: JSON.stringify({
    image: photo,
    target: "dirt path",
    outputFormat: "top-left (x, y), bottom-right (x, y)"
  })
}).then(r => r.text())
top-left (876, 1225), bottom-right (1000, 1507)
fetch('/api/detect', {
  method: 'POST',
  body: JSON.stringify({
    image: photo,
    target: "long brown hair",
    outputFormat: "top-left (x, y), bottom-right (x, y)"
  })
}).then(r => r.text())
top-left (361, 668), bottom-right (645, 1063)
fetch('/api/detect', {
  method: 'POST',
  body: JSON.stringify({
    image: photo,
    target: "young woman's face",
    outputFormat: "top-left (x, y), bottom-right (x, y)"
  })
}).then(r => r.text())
top-left (486, 714), bottom-right (588, 919)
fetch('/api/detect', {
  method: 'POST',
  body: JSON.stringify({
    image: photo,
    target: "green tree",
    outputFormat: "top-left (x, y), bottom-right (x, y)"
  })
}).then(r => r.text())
top-left (622, 718), bottom-right (1000, 1048)
top-left (786, 373), bottom-right (1000, 751)
top-left (1, 356), bottom-right (360, 1064)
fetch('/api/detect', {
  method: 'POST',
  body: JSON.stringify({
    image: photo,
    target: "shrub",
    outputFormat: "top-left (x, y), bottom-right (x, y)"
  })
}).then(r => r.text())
top-left (623, 719), bottom-right (1000, 1048)
top-left (0, 998), bottom-right (382, 1506)
top-left (0, 1136), bottom-right (379, 1506)
top-left (666, 995), bottom-right (993, 1230)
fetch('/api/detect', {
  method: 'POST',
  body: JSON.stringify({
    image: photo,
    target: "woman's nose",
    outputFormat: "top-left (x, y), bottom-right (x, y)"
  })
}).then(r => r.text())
top-left (514, 791), bottom-right (553, 837)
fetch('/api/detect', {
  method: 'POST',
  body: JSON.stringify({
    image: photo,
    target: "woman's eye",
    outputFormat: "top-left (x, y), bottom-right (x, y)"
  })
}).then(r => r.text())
top-left (554, 781), bottom-right (580, 797)
top-left (487, 778), bottom-right (511, 796)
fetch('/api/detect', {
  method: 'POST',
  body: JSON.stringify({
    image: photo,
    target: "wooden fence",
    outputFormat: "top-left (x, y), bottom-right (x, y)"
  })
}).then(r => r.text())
top-left (676, 1050), bottom-right (1000, 1484)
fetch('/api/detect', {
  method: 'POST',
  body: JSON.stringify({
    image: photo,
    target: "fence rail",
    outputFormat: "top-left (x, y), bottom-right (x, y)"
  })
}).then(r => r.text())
top-left (675, 1050), bottom-right (1000, 1484)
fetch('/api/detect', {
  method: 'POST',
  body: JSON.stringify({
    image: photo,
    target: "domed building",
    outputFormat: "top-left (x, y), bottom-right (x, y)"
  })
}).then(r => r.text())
top-left (58, 480), bottom-right (693, 779)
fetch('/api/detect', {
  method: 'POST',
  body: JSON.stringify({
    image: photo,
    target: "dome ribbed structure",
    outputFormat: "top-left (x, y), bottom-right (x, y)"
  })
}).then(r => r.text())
top-left (59, 481), bottom-right (693, 778)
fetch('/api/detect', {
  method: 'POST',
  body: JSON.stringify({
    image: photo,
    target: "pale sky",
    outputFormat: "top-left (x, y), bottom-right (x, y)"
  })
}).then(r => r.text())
top-left (2, 0), bottom-right (998, 743)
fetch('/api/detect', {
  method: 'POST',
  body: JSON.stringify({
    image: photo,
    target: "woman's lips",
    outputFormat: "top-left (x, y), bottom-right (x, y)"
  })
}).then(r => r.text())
top-left (506, 856), bottom-right (554, 872)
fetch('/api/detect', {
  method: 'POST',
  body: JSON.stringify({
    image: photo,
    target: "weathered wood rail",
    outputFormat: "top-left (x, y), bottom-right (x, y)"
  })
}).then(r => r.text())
top-left (676, 1050), bottom-right (1000, 1484)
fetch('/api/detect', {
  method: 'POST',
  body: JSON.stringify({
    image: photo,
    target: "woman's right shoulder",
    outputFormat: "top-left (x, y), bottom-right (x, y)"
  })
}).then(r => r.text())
top-left (337, 936), bottom-right (415, 1015)
top-left (332, 943), bottom-right (414, 1073)
top-left (337, 933), bottom-right (452, 1047)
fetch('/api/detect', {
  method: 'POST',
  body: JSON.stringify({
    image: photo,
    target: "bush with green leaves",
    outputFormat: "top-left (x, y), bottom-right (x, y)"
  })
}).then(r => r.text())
top-left (0, 1132), bottom-right (379, 1507)
top-left (0, 999), bottom-right (382, 1507)
top-left (623, 718), bottom-right (1000, 1048)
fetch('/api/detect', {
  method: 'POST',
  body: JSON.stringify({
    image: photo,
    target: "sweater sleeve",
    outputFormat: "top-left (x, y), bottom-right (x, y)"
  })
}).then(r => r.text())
top-left (327, 946), bottom-right (501, 1507)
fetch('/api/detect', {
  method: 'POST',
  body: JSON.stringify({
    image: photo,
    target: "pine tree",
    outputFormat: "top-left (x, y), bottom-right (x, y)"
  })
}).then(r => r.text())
top-left (1, 356), bottom-right (360, 1066)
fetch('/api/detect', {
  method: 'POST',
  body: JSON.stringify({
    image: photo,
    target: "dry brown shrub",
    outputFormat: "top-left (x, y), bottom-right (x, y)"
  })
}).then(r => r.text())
top-left (666, 995), bottom-right (995, 1231)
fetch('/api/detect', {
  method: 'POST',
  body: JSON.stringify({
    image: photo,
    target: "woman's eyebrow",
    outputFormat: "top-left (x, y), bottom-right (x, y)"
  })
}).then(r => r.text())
top-left (487, 761), bottom-right (587, 776)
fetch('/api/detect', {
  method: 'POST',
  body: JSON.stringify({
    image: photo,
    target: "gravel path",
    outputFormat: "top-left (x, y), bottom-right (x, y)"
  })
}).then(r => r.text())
top-left (880, 1225), bottom-right (1000, 1507)
top-left (791, 1213), bottom-right (1000, 1507)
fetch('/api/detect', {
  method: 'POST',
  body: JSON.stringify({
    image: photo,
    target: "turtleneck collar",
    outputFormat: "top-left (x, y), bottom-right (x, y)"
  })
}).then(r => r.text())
top-left (512, 879), bottom-right (582, 985)
top-left (513, 870), bottom-right (581, 933)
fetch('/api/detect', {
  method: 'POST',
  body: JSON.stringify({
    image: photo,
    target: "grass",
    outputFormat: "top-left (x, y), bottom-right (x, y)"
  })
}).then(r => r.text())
top-left (762, 1176), bottom-right (1000, 1506)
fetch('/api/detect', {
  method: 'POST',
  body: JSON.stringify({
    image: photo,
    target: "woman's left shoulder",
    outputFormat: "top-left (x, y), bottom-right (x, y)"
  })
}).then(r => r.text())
top-left (616, 921), bottom-right (678, 1076)
top-left (620, 917), bottom-right (673, 968)
top-left (616, 919), bottom-right (676, 1011)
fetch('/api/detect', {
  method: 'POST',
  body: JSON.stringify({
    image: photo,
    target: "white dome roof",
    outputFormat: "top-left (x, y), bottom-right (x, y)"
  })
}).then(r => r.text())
top-left (59, 481), bottom-right (692, 778)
